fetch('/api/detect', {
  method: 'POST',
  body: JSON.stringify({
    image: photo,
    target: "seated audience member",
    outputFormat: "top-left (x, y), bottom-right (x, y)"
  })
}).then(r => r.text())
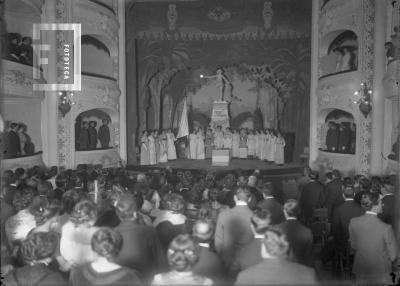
top-left (114, 194), bottom-right (167, 283)
top-left (235, 227), bottom-right (317, 285)
top-left (70, 227), bottom-right (143, 286)
top-left (214, 187), bottom-right (254, 268)
top-left (256, 182), bottom-right (285, 225)
top-left (230, 208), bottom-right (271, 277)
top-left (349, 192), bottom-right (398, 285)
top-left (59, 200), bottom-right (99, 270)
top-left (192, 220), bottom-right (226, 282)
top-left (331, 186), bottom-right (364, 253)
top-left (154, 193), bottom-right (192, 251)
top-left (5, 188), bottom-right (37, 247)
top-left (152, 234), bottom-right (213, 285)
top-left (299, 171), bottom-right (325, 226)
top-left (378, 178), bottom-right (395, 225)
top-left (278, 199), bottom-right (313, 267)
top-left (3, 232), bottom-right (68, 286)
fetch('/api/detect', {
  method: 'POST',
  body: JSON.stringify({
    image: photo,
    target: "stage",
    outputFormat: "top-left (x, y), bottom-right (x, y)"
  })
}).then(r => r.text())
top-left (127, 158), bottom-right (305, 178)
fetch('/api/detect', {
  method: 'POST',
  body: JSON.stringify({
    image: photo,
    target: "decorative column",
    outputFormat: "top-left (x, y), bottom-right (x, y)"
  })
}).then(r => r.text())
top-left (40, 0), bottom-right (59, 166)
top-left (309, 0), bottom-right (320, 165)
top-left (370, 0), bottom-right (388, 175)
top-left (118, 1), bottom-right (127, 163)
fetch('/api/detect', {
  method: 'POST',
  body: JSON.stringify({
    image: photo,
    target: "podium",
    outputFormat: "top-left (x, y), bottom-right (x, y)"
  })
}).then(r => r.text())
top-left (212, 149), bottom-right (231, 166)
top-left (210, 101), bottom-right (230, 131)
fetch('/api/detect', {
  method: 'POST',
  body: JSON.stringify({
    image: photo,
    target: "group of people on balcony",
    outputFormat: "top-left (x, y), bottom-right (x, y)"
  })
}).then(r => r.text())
top-left (76, 119), bottom-right (111, 151)
top-left (2, 122), bottom-right (35, 158)
top-left (3, 32), bottom-right (33, 66)
top-left (323, 121), bottom-right (356, 154)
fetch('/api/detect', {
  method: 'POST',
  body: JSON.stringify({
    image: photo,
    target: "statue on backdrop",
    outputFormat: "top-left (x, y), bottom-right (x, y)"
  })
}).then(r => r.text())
top-left (200, 68), bottom-right (232, 101)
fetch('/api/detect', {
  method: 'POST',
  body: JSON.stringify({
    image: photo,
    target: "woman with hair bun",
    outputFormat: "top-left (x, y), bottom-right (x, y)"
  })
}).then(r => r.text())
top-left (3, 232), bottom-right (68, 286)
top-left (152, 234), bottom-right (212, 285)
top-left (59, 199), bottom-right (98, 271)
top-left (70, 227), bottom-right (143, 286)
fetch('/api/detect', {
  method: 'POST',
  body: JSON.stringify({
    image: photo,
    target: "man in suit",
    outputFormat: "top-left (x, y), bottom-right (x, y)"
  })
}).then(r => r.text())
top-left (88, 121), bottom-right (98, 149)
top-left (4, 123), bottom-right (20, 158)
top-left (256, 182), bottom-right (285, 225)
top-left (325, 170), bottom-right (344, 221)
top-left (98, 118), bottom-right (110, 148)
top-left (192, 220), bottom-right (226, 283)
top-left (78, 121), bottom-right (89, 150)
top-left (230, 208), bottom-right (271, 277)
top-left (215, 187), bottom-right (254, 268)
top-left (378, 178), bottom-right (395, 226)
top-left (277, 199), bottom-right (313, 267)
top-left (299, 171), bottom-right (325, 226)
top-left (338, 122), bottom-right (351, 153)
top-left (114, 194), bottom-right (168, 284)
top-left (349, 192), bottom-right (398, 285)
top-left (331, 186), bottom-right (364, 253)
top-left (235, 226), bottom-right (317, 285)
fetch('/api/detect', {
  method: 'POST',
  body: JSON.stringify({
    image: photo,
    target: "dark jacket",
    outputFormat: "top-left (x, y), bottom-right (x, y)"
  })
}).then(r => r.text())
top-left (4, 130), bottom-right (21, 158)
top-left (88, 127), bottom-right (98, 149)
top-left (338, 127), bottom-right (351, 152)
top-left (98, 125), bottom-right (110, 148)
top-left (299, 181), bottom-right (325, 222)
top-left (78, 128), bottom-right (89, 150)
top-left (229, 238), bottom-right (263, 277)
top-left (256, 197), bottom-right (285, 225)
top-left (378, 194), bottom-right (395, 225)
top-left (115, 221), bottom-right (167, 282)
top-left (331, 199), bottom-right (364, 251)
top-left (325, 179), bottom-right (344, 220)
top-left (192, 244), bottom-right (226, 283)
top-left (326, 128), bottom-right (339, 151)
top-left (277, 219), bottom-right (314, 267)
top-left (3, 264), bottom-right (68, 286)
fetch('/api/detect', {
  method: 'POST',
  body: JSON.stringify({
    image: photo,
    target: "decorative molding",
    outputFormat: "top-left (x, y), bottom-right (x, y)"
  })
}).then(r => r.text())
top-left (75, 148), bottom-right (120, 167)
top-left (262, 2), bottom-right (273, 30)
top-left (207, 6), bottom-right (231, 22)
top-left (167, 4), bottom-right (178, 31)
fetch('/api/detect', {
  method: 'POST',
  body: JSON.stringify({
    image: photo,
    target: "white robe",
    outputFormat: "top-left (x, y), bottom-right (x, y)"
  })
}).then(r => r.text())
top-left (148, 135), bottom-right (157, 165)
top-left (196, 133), bottom-right (205, 160)
top-left (266, 134), bottom-right (276, 162)
top-left (166, 133), bottom-right (177, 160)
top-left (189, 133), bottom-right (198, 159)
top-left (232, 133), bottom-right (240, 158)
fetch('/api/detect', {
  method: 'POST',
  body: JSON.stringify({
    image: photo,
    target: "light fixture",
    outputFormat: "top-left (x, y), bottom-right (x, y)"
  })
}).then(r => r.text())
top-left (353, 82), bottom-right (372, 118)
top-left (58, 91), bottom-right (75, 117)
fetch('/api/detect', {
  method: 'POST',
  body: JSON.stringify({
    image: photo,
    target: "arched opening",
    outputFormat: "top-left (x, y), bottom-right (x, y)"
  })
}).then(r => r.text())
top-left (81, 35), bottom-right (114, 79)
top-left (320, 30), bottom-right (358, 78)
top-left (75, 108), bottom-right (118, 151)
top-left (319, 109), bottom-right (356, 154)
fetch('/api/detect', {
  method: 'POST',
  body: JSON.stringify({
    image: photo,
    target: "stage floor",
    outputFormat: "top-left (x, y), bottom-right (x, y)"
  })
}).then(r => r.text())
top-left (127, 158), bottom-right (305, 177)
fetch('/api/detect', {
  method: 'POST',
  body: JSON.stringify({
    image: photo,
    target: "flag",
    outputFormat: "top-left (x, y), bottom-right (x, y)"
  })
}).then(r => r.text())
top-left (177, 98), bottom-right (189, 138)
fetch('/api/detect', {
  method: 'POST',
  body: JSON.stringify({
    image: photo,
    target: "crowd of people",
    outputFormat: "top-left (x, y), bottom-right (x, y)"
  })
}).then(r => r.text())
top-left (140, 126), bottom-right (286, 166)
top-left (1, 163), bottom-right (398, 285)
top-left (323, 121), bottom-right (356, 154)
top-left (2, 122), bottom-right (35, 158)
top-left (76, 119), bottom-right (111, 151)
top-left (3, 33), bottom-right (33, 66)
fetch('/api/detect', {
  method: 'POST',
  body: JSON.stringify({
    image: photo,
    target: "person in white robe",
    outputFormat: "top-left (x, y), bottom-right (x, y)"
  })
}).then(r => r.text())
top-left (196, 128), bottom-right (205, 160)
top-left (159, 129), bottom-right (168, 163)
top-left (148, 131), bottom-right (157, 165)
top-left (260, 130), bottom-right (268, 160)
top-left (274, 132), bottom-right (285, 165)
top-left (255, 130), bottom-right (261, 159)
top-left (214, 126), bottom-right (224, 150)
top-left (266, 130), bottom-right (276, 162)
top-left (140, 130), bottom-right (150, 165)
top-left (166, 129), bottom-right (177, 160)
top-left (223, 127), bottom-right (233, 149)
top-left (189, 129), bottom-right (198, 159)
top-left (231, 129), bottom-right (240, 158)
top-left (247, 130), bottom-right (256, 158)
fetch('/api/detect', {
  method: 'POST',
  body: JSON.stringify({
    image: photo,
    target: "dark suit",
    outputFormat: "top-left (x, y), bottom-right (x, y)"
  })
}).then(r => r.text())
top-left (156, 220), bottom-right (192, 252)
top-left (88, 126), bottom-right (98, 149)
top-left (326, 127), bottom-right (339, 152)
top-left (78, 128), bottom-right (89, 150)
top-left (378, 194), bottom-right (395, 225)
top-left (235, 258), bottom-right (317, 285)
top-left (331, 199), bottom-right (364, 251)
top-left (256, 197), bottom-right (285, 225)
top-left (4, 130), bottom-right (20, 158)
top-left (325, 179), bottom-right (344, 220)
top-left (277, 218), bottom-right (313, 267)
top-left (98, 125), bottom-right (110, 148)
top-left (214, 204), bottom-right (253, 267)
top-left (299, 180), bottom-right (325, 224)
top-left (229, 238), bottom-right (263, 277)
top-left (349, 212), bottom-right (398, 282)
top-left (115, 221), bottom-right (167, 283)
top-left (338, 127), bottom-right (351, 153)
top-left (192, 244), bottom-right (226, 283)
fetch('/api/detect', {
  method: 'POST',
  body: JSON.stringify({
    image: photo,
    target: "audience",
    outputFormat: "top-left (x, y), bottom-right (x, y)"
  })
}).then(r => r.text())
top-left (0, 164), bottom-right (398, 286)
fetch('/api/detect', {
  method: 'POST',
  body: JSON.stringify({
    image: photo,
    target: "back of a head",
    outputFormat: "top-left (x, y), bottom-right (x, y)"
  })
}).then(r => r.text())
top-left (251, 208), bottom-right (271, 234)
top-left (37, 180), bottom-right (53, 196)
top-left (20, 232), bottom-right (58, 265)
top-left (309, 171), bottom-right (319, 181)
top-left (115, 193), bottom-right (138, 221)
top-left (360, 192), bottom-right (379, 211)
top-left (262, 227), bottom-right (289, 258)
top-left (69, 199), bottom-right (98, 226)
top-left (91, 227), bottom-right (123, 260)
top-left (343, 177), bottom-right (353, 187)
top-left (192, 220), bottom-right (214, 243)
top-left (261, 182), bottom-right (274, 197)
top-left (248, 175), bottom-right (257, 187)
top-left (325, 172), bottom-right (334, 181)
top-left (160, 193), bottom-right (185, 213)
top-left (283, 199), bottom-right (301, 218)
top-left (62, 189), bottom-right (82, 215)
top-left (12, 187), bottom-right (36, 212)
top-left (235, 187), bottom-right (251, 202)
top-left (332, 169), bottom-right (342, 179)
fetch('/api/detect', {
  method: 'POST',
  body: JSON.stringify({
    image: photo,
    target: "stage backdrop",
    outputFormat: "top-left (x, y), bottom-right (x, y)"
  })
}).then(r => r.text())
top-left (126, 0), bottom-right (311, 164)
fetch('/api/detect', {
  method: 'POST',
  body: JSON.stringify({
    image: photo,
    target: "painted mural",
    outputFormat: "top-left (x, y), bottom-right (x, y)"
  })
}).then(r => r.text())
top-left (126, 0), bottom-right (311, 163)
